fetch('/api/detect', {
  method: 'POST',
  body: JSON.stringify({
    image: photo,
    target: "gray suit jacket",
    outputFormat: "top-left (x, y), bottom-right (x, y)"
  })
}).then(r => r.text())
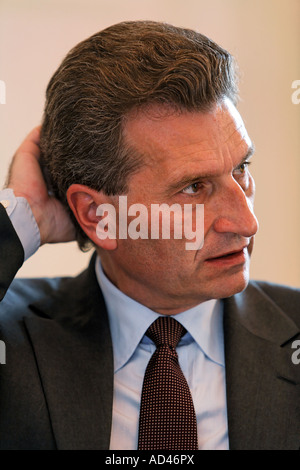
top-left (0, 205), bottom-right (299, 450)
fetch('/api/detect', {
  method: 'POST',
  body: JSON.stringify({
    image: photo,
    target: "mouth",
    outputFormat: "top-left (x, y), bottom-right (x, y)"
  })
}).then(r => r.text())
top-left (205, 246), bottom-right (248, 266)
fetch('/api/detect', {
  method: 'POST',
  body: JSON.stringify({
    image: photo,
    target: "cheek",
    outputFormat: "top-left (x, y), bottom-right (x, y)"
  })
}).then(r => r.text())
top-left (117, 238), bottom-right (190, 285)
top-left (200, 206), bottom-right (215, 237)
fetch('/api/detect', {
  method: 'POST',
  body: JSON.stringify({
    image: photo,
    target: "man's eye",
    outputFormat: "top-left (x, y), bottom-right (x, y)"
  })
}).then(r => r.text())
top-left (181, 182), bottom-right (203, 194)
top-left (234, 161), bottom-right (251, 175)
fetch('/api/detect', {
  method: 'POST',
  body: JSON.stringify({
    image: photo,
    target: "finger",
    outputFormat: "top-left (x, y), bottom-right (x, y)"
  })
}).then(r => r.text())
top-left (24, 125), bottom-right (41, 146)
top-left (5, 127), bottom-right (43, 188)
top-left (15, 126), bottom-right (41, 160)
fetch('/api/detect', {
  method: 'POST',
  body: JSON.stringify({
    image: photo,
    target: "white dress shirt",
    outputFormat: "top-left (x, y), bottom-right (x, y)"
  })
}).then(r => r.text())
top-left (96, 258), bottom-right (229, 450)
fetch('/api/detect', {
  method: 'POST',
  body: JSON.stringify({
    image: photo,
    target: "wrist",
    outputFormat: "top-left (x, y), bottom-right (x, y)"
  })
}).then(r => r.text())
top-left (31, 207), bottom-right (53, 245)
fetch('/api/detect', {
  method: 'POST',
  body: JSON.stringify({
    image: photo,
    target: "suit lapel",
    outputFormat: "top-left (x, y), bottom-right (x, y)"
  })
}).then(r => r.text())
top-left (24, 254), bottom-right (114, 450)
top-left (224, 282), bottom-right (300, 450)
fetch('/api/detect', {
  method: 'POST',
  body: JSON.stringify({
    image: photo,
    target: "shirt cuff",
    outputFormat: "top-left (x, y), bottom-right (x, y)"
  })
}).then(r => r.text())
top-left (0, 188), bottom-right (40, 261)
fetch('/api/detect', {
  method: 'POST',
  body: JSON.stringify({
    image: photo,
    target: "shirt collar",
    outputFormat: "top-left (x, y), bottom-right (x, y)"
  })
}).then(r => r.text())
top-left (95, 256), bottom-right (224, 372)
top-left (174, 300), bottom-right (224, 366)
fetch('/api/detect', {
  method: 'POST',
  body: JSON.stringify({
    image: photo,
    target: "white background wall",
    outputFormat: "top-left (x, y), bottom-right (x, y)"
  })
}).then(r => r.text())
top-left (0, 0), bottom-right (299, 287)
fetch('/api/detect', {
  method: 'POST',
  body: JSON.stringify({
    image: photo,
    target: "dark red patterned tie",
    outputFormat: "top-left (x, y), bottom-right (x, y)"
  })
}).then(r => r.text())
top-left (138, 316), bottom-right (198, 450)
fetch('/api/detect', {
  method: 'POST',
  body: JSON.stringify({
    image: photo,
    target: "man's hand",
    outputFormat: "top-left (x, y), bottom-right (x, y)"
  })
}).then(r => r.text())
top-left (6, 126), bottom-right (76, 245)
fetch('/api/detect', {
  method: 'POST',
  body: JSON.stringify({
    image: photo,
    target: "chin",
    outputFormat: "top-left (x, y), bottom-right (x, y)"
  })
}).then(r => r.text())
top-left (209, 270), bottom-right (250, 300)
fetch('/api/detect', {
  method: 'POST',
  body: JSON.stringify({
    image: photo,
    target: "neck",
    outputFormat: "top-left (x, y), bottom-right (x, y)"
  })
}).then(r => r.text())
top-left (99, 253), bottom-right (208, 315)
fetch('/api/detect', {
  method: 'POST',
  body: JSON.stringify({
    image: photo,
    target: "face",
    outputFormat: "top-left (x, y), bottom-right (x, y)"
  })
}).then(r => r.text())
top-left (100, 98), bottom-right (259, 314)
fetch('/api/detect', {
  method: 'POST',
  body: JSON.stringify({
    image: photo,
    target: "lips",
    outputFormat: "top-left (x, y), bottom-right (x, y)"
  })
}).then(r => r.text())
top-left (208, 249), bottom-right (244, 260)
top-left (205, 246), bottom-right (248, 264)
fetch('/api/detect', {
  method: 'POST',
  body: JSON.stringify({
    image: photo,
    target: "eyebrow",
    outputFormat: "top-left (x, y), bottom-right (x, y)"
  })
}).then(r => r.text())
top-left (233, 144), bottom-right (255, 170)
top-left (167, 143), bottom-right (255, 194)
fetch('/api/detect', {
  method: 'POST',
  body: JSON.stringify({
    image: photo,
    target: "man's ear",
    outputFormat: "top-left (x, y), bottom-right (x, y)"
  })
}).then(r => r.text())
top-left (67, 184), bottom-right (118, 250)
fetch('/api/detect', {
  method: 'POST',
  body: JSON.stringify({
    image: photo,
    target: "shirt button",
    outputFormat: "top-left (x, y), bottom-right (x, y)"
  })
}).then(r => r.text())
top-left (0, 200), bottom-right (10, 209)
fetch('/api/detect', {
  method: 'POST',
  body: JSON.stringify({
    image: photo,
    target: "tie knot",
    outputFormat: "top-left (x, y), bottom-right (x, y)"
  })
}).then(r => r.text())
top-left (146, 316), bottom-right (186, 349)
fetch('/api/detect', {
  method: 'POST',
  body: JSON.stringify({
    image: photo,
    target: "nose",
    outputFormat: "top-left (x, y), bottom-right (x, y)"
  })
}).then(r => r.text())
top-left (213, 179), bottom-right (259, 238)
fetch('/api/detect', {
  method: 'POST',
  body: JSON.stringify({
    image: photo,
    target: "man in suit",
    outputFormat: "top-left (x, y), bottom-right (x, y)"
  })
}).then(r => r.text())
top-left (0, 21), bottom-right (299, 450)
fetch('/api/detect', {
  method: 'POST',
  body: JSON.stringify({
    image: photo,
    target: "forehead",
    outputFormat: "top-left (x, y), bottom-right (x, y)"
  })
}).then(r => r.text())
top-left (123, 99), bottom-right (252, 179)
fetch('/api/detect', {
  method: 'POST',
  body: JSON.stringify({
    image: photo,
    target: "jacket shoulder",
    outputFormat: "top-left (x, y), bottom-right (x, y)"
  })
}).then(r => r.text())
top-left (0, 277), bottom-right (70, 322)
top-left (249, 280), bottom-right (300, 328)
